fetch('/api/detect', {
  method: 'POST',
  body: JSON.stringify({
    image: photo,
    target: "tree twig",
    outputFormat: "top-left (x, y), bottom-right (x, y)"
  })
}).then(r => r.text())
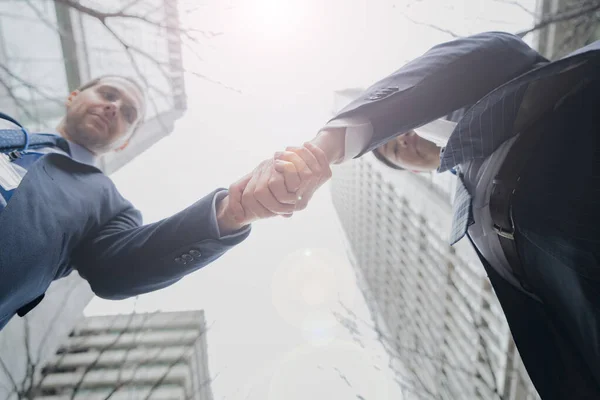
top-left (516, 1), bottom-right (600, 37)
top-left (0, 74), bottom-right (40, 124)
top-left (398, 10), bottom-right (461, 38)
top-left (493, 0), bottom-right (537, 17)
top-left (67, 308), bottom-right (145, 400)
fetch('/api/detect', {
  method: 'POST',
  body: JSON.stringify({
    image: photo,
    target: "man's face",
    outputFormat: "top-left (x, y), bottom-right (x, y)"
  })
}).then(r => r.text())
top-left (375, 131), bottom-right (441, 171)
top-left (64, 77), bottom-right (145, 154)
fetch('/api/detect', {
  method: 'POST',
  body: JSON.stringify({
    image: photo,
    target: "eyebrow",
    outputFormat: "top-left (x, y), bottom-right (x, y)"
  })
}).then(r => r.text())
top-left (99, 84), bottom-right (139, 118)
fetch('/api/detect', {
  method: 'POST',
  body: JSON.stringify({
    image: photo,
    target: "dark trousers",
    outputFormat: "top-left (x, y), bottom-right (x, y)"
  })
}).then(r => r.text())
top-left (491, 80), bottom-right (600, 399)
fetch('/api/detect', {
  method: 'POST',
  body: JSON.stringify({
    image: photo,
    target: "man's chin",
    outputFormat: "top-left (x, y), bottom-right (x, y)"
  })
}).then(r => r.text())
top-left (70, 134), bottom-right (101, 154)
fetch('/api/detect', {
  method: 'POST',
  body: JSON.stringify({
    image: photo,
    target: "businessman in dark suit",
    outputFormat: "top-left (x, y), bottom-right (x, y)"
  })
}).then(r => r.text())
top-left (0, 75), bottom-right (331, 330)
top-left (250, 33), bottom-right (600, 398)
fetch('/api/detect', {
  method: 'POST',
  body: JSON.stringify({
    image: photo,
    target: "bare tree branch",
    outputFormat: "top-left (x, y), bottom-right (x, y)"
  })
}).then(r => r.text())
top-left (21, 317), bottom-right (36, 399)
top-left (67, 308), bottom-right (145, 400)
top-left (493, 0), bottom-right (537, 17)
top-left (101, 323), bottom-right (154, 400)
top-left (93, 18), bottom-right (172, 133)
top-left (118, 0), bottom-right (146, 14)
top-left (8, 307), bottom-right (216, 400)
top-left (102, 344), bottom-right (171, 400)
top-left (399, 12), bottom-right (462, 38)
top-left (1, 0), bottom-right (242, 125)
top-left (0, 353), bottom-right (19, 398)
top-left (185, 371), bottom-right (220, 400)
top-left (55, 0), bottom-right (220, 41)
top-left (516, 0), bottom-right (600, 37)
top-left (101, 316), bottom-right (212, 400)
top-left (34, 284), bottom-right (81, 365)
top-left (0, 75), bottom-right (41, 124)
top-left (334, 305), bottom-right (482, 380)
top-left (24, 0), bottom-right (70, 39)
top-left (186, 70), bottom-right (243, 93)
top-left (140, 349), bottom-right (189, 400)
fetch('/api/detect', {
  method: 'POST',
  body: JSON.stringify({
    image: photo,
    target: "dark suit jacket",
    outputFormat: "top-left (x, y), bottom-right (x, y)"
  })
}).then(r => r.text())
top-left (0, 152), bottom-right (249, 329)
top-left (330, 32), bottom-right (600, 398)
top-left (332, 31), bottom-right (547, 155)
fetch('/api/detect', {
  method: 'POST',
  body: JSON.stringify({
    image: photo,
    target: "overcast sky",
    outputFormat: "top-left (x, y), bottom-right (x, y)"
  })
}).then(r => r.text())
top-left (84, 0), bottom-right (535, 398)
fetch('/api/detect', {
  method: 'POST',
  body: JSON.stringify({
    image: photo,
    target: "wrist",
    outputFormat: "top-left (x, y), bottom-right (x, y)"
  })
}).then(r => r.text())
top-left (216, 194), bottom-right (247, 236)
top-left (309, 127), bottom-right (346, 164)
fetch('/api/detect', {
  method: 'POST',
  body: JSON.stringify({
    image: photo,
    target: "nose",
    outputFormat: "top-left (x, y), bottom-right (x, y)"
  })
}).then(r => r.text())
top-left (398, 135), bottom-right (408, 148)
top-left (398, 131), bottom-right (416, 148)
top-left (102, 103), bottom-right (117, 120)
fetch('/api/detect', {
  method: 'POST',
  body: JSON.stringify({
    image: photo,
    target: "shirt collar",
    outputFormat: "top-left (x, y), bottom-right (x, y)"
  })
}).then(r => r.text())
top-left (413, 118), bottom-right (457, 147)
top-left (41, 130), bottom-right (97, 167)
top-left (66, 139), bottom-right (97, 167)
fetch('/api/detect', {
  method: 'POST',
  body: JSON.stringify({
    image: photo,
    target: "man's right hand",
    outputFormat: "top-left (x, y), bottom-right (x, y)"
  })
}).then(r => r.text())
top-left (217, 141), bottom-right (333, 233)
top-left (215, 158), bottom-right (299, 235)
top-left (216, 129), bottom-right (344, 234)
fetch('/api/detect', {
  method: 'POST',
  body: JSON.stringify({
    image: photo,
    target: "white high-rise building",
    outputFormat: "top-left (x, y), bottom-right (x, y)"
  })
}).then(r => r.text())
top-left (330, 90), bottom-right (540, 400)
top-left (34, 311), bottom-right (213, 400)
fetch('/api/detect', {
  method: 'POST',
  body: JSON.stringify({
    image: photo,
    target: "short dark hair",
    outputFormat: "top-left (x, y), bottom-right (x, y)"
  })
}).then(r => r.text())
top-left (372, 148), bottom-right (405, 170)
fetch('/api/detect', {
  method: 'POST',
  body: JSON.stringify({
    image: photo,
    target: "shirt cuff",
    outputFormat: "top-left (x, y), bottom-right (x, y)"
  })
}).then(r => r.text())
top-left (211, 190), bottom-right (251, 240)
top-left (323, 116), bottom-right (373, 162)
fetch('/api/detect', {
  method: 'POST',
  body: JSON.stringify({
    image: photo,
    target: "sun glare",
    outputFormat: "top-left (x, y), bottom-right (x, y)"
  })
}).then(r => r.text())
top-left (245, 0), bottom-right (304, 38)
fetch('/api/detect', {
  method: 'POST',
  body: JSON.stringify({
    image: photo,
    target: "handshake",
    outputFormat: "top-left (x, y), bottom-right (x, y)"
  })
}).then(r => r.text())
top-left (216, 139), bottom-right (336, 235)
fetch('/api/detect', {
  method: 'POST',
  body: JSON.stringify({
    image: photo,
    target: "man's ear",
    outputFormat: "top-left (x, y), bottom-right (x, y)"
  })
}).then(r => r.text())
top-left (65, 90), bottom-right (80, 107)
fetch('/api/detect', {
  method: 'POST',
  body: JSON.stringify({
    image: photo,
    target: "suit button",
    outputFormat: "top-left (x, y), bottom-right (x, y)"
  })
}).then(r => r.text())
top-left (182, 254), bottom-right (193, 262)
top-left (189, 250), bottom-right (201, 258)
top-left (174, 257), bottom-right (186, 265)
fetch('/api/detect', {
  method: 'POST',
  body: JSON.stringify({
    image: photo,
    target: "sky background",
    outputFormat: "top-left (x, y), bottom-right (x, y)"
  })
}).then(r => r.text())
top-left (84, 0), bottom-right (536, 398)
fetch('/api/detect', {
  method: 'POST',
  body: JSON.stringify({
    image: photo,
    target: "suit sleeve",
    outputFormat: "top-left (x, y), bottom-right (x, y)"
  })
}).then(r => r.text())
top-left (73, 189), bottom-right (250, 299)
top-left (329, 32), bottom-right (546, 158)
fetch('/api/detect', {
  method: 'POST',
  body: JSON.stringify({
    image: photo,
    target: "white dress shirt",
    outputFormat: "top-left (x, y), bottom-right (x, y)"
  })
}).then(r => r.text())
top-left (325, 117), bottom-right (457, 162)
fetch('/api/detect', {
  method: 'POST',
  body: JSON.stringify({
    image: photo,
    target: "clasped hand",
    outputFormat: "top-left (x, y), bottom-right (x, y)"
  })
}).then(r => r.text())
top-left (224, 142), bottom-right (332, 228)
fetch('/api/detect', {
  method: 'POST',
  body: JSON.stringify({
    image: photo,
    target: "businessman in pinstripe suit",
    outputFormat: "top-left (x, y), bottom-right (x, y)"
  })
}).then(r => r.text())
top-left (245, 33), bottom-right (600, 398)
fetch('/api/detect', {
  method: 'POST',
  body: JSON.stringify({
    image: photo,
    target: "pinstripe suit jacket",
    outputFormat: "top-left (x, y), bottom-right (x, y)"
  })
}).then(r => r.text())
top-left (331, 32), bottom-right (600, 397)
top-left (334, 32), bottom-right (599, 243)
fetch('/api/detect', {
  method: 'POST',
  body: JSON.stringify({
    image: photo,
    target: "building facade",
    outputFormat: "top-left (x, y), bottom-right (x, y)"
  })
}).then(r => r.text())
top-left (33, 311), bottom-right (213, 400)
top-left (330, 91), bottom-right (540, 399)
top-left (0, 275), bottom-right (95, 400)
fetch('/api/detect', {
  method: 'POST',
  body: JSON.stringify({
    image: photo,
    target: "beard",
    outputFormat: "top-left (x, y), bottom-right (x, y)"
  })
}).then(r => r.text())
top-left (64, 113), bottom-right (116, 154)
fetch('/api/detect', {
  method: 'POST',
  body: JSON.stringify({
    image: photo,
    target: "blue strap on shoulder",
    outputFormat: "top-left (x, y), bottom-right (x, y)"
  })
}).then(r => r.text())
top-left (0, 111), bottom-right (30, 151)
